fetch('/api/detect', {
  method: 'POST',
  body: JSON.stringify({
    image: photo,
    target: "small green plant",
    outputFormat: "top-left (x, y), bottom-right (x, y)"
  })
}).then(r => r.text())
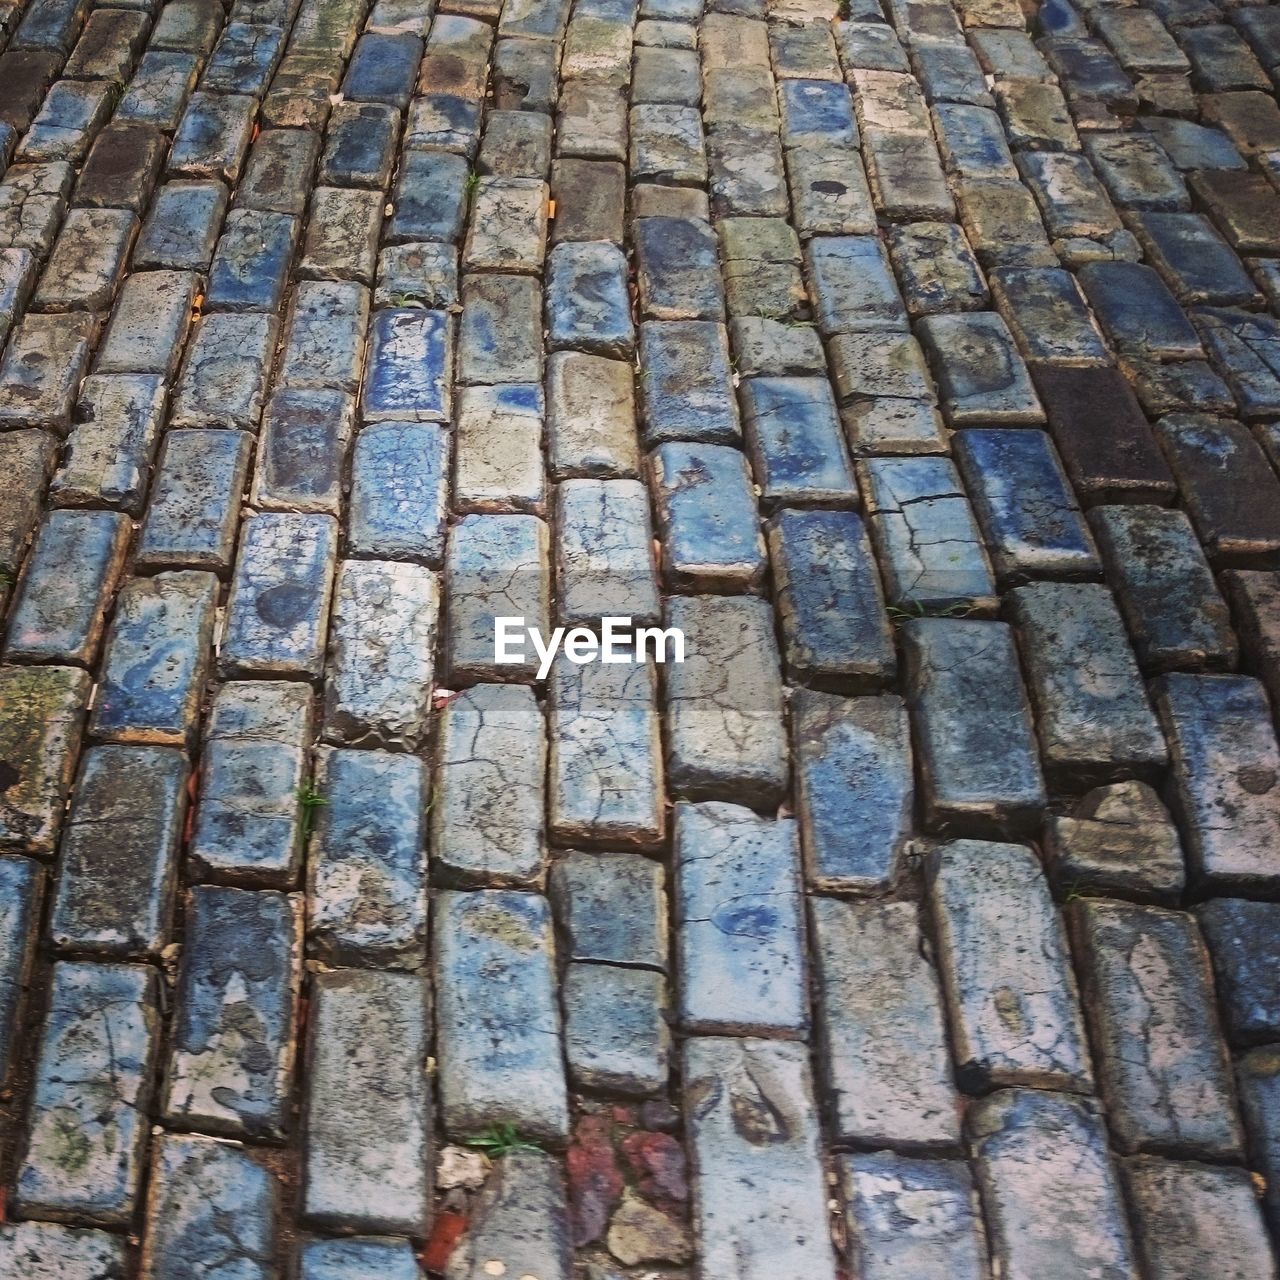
top-left (298, 783), bottom-right (327, 838)
top-left (386, 292), bottom-right (427, 309)
top-left (463, 1124), bottom-right (542, 1157)
top-left (464, 169), bottom-right (481, 196)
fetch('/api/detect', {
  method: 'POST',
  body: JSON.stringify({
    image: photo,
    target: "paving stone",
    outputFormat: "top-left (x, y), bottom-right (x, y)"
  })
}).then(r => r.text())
top-left (237, 128), bottom-right (321, 215)
top-left (1238, 1048), bottom-right (1280, 1235)
top-left (171, 313), bottom-right (280, 430)
top-left (546, 240), bottom-right (633, 358)
top-left (1197, 898), bottom-right (1280, 1047)
top-left (303, 969), bottom-right (430, 1234)
top-left (0, 247), bottom-right (35, 347)
top-left (563, 963), bottom-right (669, 1096)
top-left (838, 1153), bottom-right (988, 1280)
top-left (455, 383), bottom-right (544, 515)
top-left (433, 891), bottom-right (569, 1141)
top-left (206, 208), bottom-right (300, 313)
top-left (0, 426), bottom-right (56, 577)
top-left (634, 215), bottom-right (723, 321)
top-left (445, 513), bottom-right (551, 683)
top-left (0, 665), bottom-right (89, 854)
top-left (812, 897), bottom-right (957, 1148)
top-left (1045, 779), bottom-right (1186, 904)
top-left (141, 1133), bottom-right (279, 1280)
top-left (860, 456), bottom-right (997, 614)
top-left (163, 885), bottom-right (302, 1139)
top-left (114, 50), bottom-right (201, 131)
top-left (442, 1151), bottom-right (572, 1280)
top-left (1141, 115), bottom-right (1245, 172)
top-left (341, 31), bottom-right (422, 109)
top-left (477, 109), bottom-right (552, 178)
top-left (299, 186), bottom-right (382, 282)
top-left (73, 121), bottom-right (165, 217)
top-left (954, 429), bottom-right (1099, 584)
top-left (323, 559), bottom-right (438, 751)
top-left (1032, 364), bottom-right (1177, 504)
top-left (457, 273), bottom-right (543, 384)
top-left (404, 91), bottom-right (481, 155)
top-left (0, 1221), bottom-right (126, 1280)
top-left (550, 158), bottom-right (625, 242)
top-left (1070, 898), bottom-right (1242, 1159)
top-left (1077, 261), bottom-right (1202, 361)
top-left (32, 206), bottom-right (133, 312)
top-left (133, 180), bottom-right (228, 272)
top-left (5, 509), bottom-right (130, 665)
top-left (1123, 1155), bottom-right (1274, 1280)
top-left (0, 852), bottom-right (38, 1083)
top-left (0, 52), bottom-right (61, 133)
top-left (1157, 414), bottom-right (1280, 565)
top-left (629, 103), bottom-right (706, 184)
top-left (967, 1089), bottom-right (1138, 1280)
top-left (639, 320), bottom-right (739, 444)
top-left (988, 266), bottom-right (1110, 366)
top-left (804, 234), bottom-right (906, 336)
top-left (1016, 149), bottom-right (1126, 250)
top-left (707, 126), bottom-right (789, 218)
top-left (17, 79), bottom-right (111, 164)
top-left (549, 851), bottom-right (666, 967)
top-left (927, 838), bottom-right (1092, 1092)
top-left (547, 654), bottom-right (665, 849)
top-left (135, 428), bottom-right (250, 575)
top-left (349, 421), bottom-right (448, 562)
top-left (1153, 673), bottom-right (1280, 892)
top-left (169, 91), bottom-right (256, 182)
top-left (664, 595), bottom-right (787, 805)
top-left (280, 280), bottom-right (370, 392)
top-left (955, 175), bottom-right (1057, 269)
top-left (1224, 570), bottom-right (1280, 713)
top-left (648, 440), bottom-right (759, 592)
top-left (252, 387), bottom-right (354, 515)
top-left (64, 8), bottom-right (148, 81)
top-left (911, 35), bottom-right (992, 107)
top-left (1089, 505), bottom-right (1236, 672)
top-left (221, 513), bottom-right (338, 679)
top-left (933, 103), bottom-right (1018, 180)
top-left (464, 176), bottom-right (548, 273)
top-left (307, 746), bottom-right (427, 967)
top-left (94, 270), bottom-right (197, 379)
top-left (1127, 209), bottom-right (1259, 306)
top-left (557, 79), bottom-right (627, 159)
top-left (674, 801), bottom-right (806, 1036)
top-left (683, 1037), bottom-right (839, 1280)
top-left (0, 312), bottom-right (95, 434)
top-left (0, 160), bottom-right (72, 255)
top-left (916, 311), bottom-right (1042, 425)
top-left (300, 1238), bottom-right (420, 1280)
top-left (633, 44), bottom-right (701, 104)
top-left (92, 572), bottom-right (217, 748)
top-left (431, 683), bottom-right (544, 886)
top-left (375, 241), bottom-right (458, 309)
top-left (729, 315), bottom-right (826, 379)
top-left (361, 307), bottom-right (455, 425)
top-left (1122, 354), bottom-right (1236, 419)
top-left (15, 961), bottom-right (158, 1225)
top-left (1193, 307), bottom-right (1280, 420)
top-left (188, 682), bottom-right (311, 888)
top-left (1011, 582), bottom-right (1167, 785)
top-left (902, 619), bottom-right (1046, 835)
top-left (547, 351), bottom-right (638, 479)
top-left (885, 219), bottom-right (987, 316)
top-left (630, 180), bottom-right (709, 219)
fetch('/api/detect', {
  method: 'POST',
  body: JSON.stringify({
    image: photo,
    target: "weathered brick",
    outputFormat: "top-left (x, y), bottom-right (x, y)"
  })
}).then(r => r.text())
top-left (0, 854), bottom-right (39, 1083)
top-left (838, 1153), bottom-right (988, 1280)
top-left (546, 240), bottom-right (634, 357)
top-left (133, 181), bottom-right (227, 272)
top-left (171, 313), bottom-right (280, 431)
top-left (252, 387), bottom-right (354, 516)
top-left (1070, 898), bottom-right (1243, 1158)
top-left (683, 1037), bottom-right (839, 1280)
top-left (968, 1089), bottom-right (1138, 1280)
top-left (140, 1133), bottom-right (280, 1280)
top-left (664, 595), bottom-right (787, 805)
top-left (95, 269), bottom-right (198, 377)
top-left (547, 655), bottom-right (664, 849)
top-left (92, 572), bottom-right (218, 748)
top-left (221, 513), bottom-right (338, 679)
top-left (916, 311), bottom-right (1044, 425)
top-left (299, 186), bottom-right (382, 282)
top-left (207, 208), bottom-right (300, 313)
top-left (432, 683), bottom-right (545, 886)
top-left (189, 682), bottom-right (313, 887)
top-left (16, 961), bottom-right (159, 1225)
top-left (433, 890), bottom-right (569, 1141)
top-left (349, 421), bottom-right (448, 563)
top-left (0, 312), bottom-right (95, 434)
top-left (5, 509), bottom-right (130, 665)
top-left (812, 898), bottom-right (959, 1148)
top-left (115, 50), bottom-right (201, 131)
top-left (169, 91), bottom-right (256, 182)
top-left (638, 320), bottom-right (740, 445)
top-left (303, 970), bottom-right (431, 1234)
top-left (237, 127), bottom-right (322, 215)
top-left (387, 149), bottom-right (467, 242)
top-left (546, 351), bottom-right (638, 480)
top-left (457, 273), bottom-right (543, 384)
top-left (33, 206), bottom-right (137, 312)
top-left (805, 234), bottom-right (908, 335)
top-left (549, 851), bottom-right (667, 968)
top-left (17, 80), bottom-right (111, 164)
top-left (163, 885), bottom-right (303, 1139)
top-left (322, 559), bottom-right (438, 750)
top-left (0, 1221), bottom-right (126, 1280)
top-left (928, 839), bottom-right (1092, 1092)
top-left (563, 963), bottom-right (670, 1096)
top-left (455, 384), bottom-right (545, 514)
top-left (1153, 673), bottom-right (1280, 891)
top-left (50, 744), bottom-right (187, 957)
top-left (307, 746), bottom-right (428, 968)
top-left (280, 280), bottom-right (370, 393)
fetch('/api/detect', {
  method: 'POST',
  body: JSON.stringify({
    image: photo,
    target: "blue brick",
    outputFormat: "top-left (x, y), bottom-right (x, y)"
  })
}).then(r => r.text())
top-left (341, 32), bottom-right (422, 109)
top-left (546, 240), bottom-right (634, 358)
top-left (779, 79), bottom-right (857, 148)
top-left (0, 856), bottom-right (39, 1086)
top-left (639, 320), bottom-right (740, 444)
top-left (300, 1237), bottom-right (419, 1280)
top-left (768, 508), bottom-right (894, 687)
top-left (202, 21), bottom-right (286, 97)
top-left (740, 376), bottom-right (858, 509)
top-left (361, 308), bottom-right (453, 422)
top-left (252, 387), bottom-right (356, 515)
top-left (650, 441), bottom-right (764, 591)
top-left (387, 148), bottom-right (469, 243)
top-left (207, 208), bottom-right (301, 312)
top-left (349, 421), bottom-right (449, 563)
top-left (319, 101), bottom-right (399, 188)
top-left (954, 429), bottom-right (1101, 584)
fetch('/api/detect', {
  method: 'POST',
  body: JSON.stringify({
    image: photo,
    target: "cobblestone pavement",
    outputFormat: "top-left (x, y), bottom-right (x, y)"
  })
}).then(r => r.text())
top-left (1, 0), bottom-right (1280, 1274)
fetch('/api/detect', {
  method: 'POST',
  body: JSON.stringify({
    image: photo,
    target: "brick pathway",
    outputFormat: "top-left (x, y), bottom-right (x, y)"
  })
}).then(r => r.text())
top-left (0, 0), bottom-right (1279, 1274)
